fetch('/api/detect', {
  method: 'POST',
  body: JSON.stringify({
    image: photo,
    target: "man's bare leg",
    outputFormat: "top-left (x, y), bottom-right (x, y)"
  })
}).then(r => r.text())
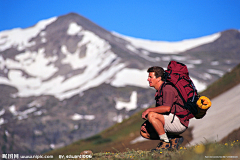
top-left (147, 112), bottom-right (165, 134)
top-left (140, 121), bottom-right (159, 140)
top-left (147, 112), bottom-right (169, 142)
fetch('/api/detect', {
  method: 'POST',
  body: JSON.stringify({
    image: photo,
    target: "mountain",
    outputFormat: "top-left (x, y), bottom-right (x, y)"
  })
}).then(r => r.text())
top-left (0, 12), bottom-right (240, 154)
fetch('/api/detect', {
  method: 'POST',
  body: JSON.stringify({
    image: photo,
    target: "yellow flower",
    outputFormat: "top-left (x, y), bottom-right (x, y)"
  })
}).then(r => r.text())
top-left (194, 144), bottom-right (205, 154)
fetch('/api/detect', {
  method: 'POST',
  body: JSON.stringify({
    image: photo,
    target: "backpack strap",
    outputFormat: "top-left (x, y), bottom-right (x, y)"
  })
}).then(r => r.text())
top-left (163, 82), bottom-right (194, 123)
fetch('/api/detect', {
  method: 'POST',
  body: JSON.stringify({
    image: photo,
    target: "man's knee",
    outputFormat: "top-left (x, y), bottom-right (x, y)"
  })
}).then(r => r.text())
top-left (147, 112), bottom-right (156, 121)
top-left (147, 112), bottom-right (164, 123)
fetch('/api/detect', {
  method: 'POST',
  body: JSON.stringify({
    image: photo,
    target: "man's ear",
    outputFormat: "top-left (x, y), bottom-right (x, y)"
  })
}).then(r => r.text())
top-left (157, 76), bottom-right (162, 82)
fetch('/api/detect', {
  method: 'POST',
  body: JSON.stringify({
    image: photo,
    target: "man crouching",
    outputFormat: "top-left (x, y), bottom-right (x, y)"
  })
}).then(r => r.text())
top-left (140, 66), bottom-right (187, 151)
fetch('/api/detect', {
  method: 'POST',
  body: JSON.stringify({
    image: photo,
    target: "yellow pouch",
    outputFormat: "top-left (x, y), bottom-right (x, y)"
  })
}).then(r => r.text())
top-left (196, 96), bottom-right (212, 109)
top-left (195, 96), bottom-right (211, 119)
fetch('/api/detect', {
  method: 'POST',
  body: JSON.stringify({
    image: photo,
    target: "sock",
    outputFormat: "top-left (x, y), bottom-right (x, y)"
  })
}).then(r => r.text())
top-left (159, 133), bottom-right (169, 143)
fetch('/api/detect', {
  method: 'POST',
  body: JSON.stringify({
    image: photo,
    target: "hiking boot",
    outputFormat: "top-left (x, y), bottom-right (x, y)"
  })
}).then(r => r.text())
top-left (169, 136), bottom-right (184, 150)
top-left (151, 140), bottom-right (172, 152)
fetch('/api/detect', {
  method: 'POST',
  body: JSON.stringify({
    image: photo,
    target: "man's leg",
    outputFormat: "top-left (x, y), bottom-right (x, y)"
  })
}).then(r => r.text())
top-left (147, 112), bottom-right (169, 142)
top-left (140, 120), bottom-right (159, 140)
top-left (140, 112), bottom-right (171, 151)
top-left (162, 113), bottom-right (187, 150)
top-left (141, 113), bottom-right (186, 151)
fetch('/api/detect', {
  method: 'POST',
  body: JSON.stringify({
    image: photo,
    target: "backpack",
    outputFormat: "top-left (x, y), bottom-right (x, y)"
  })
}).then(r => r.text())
top-left (162, 61), bottom-right (205, 122)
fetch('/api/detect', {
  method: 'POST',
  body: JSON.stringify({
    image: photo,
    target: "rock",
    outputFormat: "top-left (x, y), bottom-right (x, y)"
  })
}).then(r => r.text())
top-left (80, 150), bottom-right (93, 155)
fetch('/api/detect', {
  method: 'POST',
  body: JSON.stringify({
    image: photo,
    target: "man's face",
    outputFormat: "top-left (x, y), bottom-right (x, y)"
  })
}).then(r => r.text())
top-left (147, 72), bottom-right (160, 89)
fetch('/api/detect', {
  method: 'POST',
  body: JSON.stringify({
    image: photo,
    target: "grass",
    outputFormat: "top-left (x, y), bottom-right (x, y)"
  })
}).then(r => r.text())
top-left (41, 140), bottom-right (240, 159)
top-left (90, 140), bottom-right (240, 160)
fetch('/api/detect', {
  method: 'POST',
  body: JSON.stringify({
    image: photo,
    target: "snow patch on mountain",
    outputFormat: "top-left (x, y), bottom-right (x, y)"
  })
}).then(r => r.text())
top-left (111, 68), bottom-right (149, 88)
top-left (115, 91), bottom-right (138, 111)
top-left (111, 68), bottom-right (206, 92)
top-left (15, 48), bottom-right (58, 79)
top-left (67, 22), bottom-right (83, 35)
top-left (113, 114), bottom-right (129, 123)
top-left (211, 61), bottom-right (219, 66)
top-left (61, 29), bottom-right (116, 70)
top-left (71, 113), bottom-right (95, 121)
top-left (9, 105), bottom-right (18, 116)
top-left (200, 73), bottom-right (213, 80)
top-left (0, 17), bottom-right (57, 51)
top-left (207, 69), bottom-right (224, 77)
top-left (113, 32), bottom-right (221, 54)
top-left (8, 104), bottom-right (39, 120)
top-left (0, 109), bottom-right (5, 116)
top-left (0, 118), bottom-right (4, 126)
top-left (191, 77), bottom-right (207, 92)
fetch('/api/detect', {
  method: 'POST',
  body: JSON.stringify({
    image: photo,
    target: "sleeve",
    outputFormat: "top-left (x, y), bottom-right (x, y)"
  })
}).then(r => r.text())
top-left (162, 85), bottom-right (175, 107)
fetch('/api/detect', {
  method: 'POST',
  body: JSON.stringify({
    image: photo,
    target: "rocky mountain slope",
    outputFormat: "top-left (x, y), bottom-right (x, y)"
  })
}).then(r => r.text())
top-left (0, 12), bottom-right (240, 154)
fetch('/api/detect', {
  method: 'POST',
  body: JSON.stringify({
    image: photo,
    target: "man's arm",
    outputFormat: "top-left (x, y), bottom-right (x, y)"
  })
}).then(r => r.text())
top-left (142, 106), bottom-right (171, 120)
top-left (142, 85), bottom-right (175, 120)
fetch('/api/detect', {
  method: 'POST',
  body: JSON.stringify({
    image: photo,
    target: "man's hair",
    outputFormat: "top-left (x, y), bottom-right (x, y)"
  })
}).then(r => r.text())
top-left (147, 66), bottom-right (165, 81)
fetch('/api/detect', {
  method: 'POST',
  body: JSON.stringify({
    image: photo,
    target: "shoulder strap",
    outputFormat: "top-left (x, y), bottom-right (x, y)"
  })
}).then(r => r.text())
top-left (164, 82), bottom-right (196, 122)
top-left (164, 82), bottom-right (186, 104)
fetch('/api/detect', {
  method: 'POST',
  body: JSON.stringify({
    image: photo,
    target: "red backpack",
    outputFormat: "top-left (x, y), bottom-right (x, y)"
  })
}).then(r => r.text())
top-left (162, 61), bottom-right (202, 122)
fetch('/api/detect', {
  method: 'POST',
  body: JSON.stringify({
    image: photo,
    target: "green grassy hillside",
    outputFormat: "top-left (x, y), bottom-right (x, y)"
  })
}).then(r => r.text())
top-left (40, 63), bottom-right (240, 159)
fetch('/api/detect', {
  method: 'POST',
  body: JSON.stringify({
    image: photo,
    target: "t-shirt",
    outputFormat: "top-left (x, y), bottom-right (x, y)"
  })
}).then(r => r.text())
top-left (155, 84), bottom-right (190, 127)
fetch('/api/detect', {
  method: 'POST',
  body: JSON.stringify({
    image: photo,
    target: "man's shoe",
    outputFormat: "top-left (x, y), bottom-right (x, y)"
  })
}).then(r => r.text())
top-left (151, 140), bottom-right (172, 152)
top-left (170, 136), bottom-right (184, 150)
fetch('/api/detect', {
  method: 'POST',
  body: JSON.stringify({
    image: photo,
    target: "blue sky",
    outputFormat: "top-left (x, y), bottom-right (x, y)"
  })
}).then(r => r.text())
top-left (0, 0), bottom-right (240, 41)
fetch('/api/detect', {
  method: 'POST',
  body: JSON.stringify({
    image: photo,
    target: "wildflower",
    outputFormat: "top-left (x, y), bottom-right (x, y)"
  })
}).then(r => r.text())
top-left (225, 143), bottom-right (228, 146)
top-left (194, 144), bottom-right (205, 154)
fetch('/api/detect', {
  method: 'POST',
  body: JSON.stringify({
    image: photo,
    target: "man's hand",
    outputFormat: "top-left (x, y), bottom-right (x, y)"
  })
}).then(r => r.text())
top-left (142, 109), bottom-right (149, 120)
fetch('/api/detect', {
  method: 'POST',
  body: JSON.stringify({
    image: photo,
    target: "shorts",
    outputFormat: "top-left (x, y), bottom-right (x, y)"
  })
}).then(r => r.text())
top-left (163, 113), bottom-right (187, 135)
